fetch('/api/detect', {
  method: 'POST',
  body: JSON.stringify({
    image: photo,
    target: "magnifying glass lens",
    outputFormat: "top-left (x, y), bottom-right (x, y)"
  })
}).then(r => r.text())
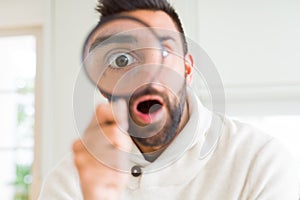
top-left (83, 18), bottom-right (164, 97)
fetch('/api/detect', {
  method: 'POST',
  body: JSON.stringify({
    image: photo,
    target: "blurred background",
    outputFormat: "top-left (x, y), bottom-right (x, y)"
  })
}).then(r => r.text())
top-left (0, 0), bottom-right (299, 199)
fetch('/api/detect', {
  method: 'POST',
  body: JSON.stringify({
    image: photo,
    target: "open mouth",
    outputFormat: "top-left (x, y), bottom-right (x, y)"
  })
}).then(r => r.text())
top-left (137, 99), bottom-right (162, 114)
top-left (132, 95), bottom-right (164, 124)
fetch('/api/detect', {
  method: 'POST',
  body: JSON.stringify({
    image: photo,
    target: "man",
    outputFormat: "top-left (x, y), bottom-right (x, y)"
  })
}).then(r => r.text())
top-left (39, 0), bottom-right (299, 199)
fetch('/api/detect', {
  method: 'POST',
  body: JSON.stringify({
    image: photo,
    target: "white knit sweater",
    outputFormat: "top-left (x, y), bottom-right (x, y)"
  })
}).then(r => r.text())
top-left (39, 91), bottom-right (300, 199)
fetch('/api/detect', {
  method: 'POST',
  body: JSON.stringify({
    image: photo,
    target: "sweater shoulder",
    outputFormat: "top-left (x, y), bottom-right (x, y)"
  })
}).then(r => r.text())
top-left (220, 116), bottom-right (274, 151)
top-left (207, 116), bottom-right (299, 198)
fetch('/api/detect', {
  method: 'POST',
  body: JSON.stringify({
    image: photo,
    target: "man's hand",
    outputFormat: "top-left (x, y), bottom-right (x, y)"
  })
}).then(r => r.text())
top-left (72, 100), bottom-right (132, 200)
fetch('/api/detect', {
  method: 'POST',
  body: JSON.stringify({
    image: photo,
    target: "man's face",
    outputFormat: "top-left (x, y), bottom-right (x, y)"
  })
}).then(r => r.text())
top-left (85, 10), bottom-right (191, 151)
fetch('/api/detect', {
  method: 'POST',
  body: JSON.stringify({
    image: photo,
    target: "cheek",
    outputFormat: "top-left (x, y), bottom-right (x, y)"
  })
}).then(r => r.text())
top-left (155, 56), bottom-right (186, 96)
top-left (165, 87), bottom-right (184, 111)
top-left (165, 55), bottom-right (186, 77)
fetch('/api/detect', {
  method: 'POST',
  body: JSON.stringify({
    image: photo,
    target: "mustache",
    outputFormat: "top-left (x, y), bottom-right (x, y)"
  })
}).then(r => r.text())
top-left (131, 87), bottom-right (167, 101)
top-left (102, 86), bottom-right (169, 103)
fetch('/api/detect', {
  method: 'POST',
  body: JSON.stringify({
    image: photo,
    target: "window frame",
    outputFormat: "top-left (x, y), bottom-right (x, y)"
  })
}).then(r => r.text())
top-left (0, 26), bottom-right (43, 200)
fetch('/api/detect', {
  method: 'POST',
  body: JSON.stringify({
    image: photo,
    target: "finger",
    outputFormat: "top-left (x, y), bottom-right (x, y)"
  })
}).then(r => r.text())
top-left (84, 110), bottom-right (127, 151)
top-left (96, 103), bottom-right (115, 125)
top-left (72, 139), bottom-right (85, 153)
top-left (102, 124), bottom-right (132, 151)
top-left (84, 124), bottom-right (132, 153)
top-left (86, 103), bottom-right (114, 130)
top-left (81, 126), bottom-right (131, 170)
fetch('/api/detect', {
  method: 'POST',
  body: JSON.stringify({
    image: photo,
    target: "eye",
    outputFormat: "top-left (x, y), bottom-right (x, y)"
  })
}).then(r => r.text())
top-left (108, 52), bottom-right (137, 68)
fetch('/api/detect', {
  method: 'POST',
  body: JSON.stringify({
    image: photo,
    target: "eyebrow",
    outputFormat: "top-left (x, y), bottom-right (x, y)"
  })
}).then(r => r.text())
top-left (89, 34), bottom-right (178, 53)
top-left (158, 36), bottom-right (176, 43)
top-left (89, 34), bottom-right (138, 51)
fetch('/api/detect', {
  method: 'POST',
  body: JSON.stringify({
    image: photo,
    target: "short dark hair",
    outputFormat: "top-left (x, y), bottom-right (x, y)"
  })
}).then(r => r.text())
top-left (96, 0), bottom-right (188, 54)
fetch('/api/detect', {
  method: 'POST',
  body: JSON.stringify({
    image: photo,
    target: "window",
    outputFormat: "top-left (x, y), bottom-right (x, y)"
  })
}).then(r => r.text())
top-left (0, 33), bottom-right (38, 200)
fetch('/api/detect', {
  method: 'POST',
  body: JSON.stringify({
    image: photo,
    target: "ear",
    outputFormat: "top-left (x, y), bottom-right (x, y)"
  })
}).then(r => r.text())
top-left (184, 53), bottom-right (194, 85)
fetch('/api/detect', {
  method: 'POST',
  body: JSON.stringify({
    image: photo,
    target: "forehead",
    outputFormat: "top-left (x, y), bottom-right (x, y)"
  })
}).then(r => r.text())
top-left (84, 10), bottom-right (182, 55)
top-left (120, 10), bottom-right (179, 31)
top-left (95, 10), bottom-right (179, 38)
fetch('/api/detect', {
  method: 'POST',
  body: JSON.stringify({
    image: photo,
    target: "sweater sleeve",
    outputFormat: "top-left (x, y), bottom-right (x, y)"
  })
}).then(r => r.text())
top-left (246, 139), bottom-right (300, 200)
top-left (38, 154), bottom-right (83, 200)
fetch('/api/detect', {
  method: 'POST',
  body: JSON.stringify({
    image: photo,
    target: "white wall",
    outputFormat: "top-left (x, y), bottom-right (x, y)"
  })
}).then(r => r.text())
top-left (0, 0), bottom-right (44, 27)
top-left (196, 0), bottom-right (300, 86)
top-left (172, 0), bottom-right (300, 86)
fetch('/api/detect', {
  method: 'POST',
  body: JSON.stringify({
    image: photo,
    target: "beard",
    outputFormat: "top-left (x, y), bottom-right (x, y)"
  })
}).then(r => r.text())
top-left (127, 83), bottom-right (187, 149)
